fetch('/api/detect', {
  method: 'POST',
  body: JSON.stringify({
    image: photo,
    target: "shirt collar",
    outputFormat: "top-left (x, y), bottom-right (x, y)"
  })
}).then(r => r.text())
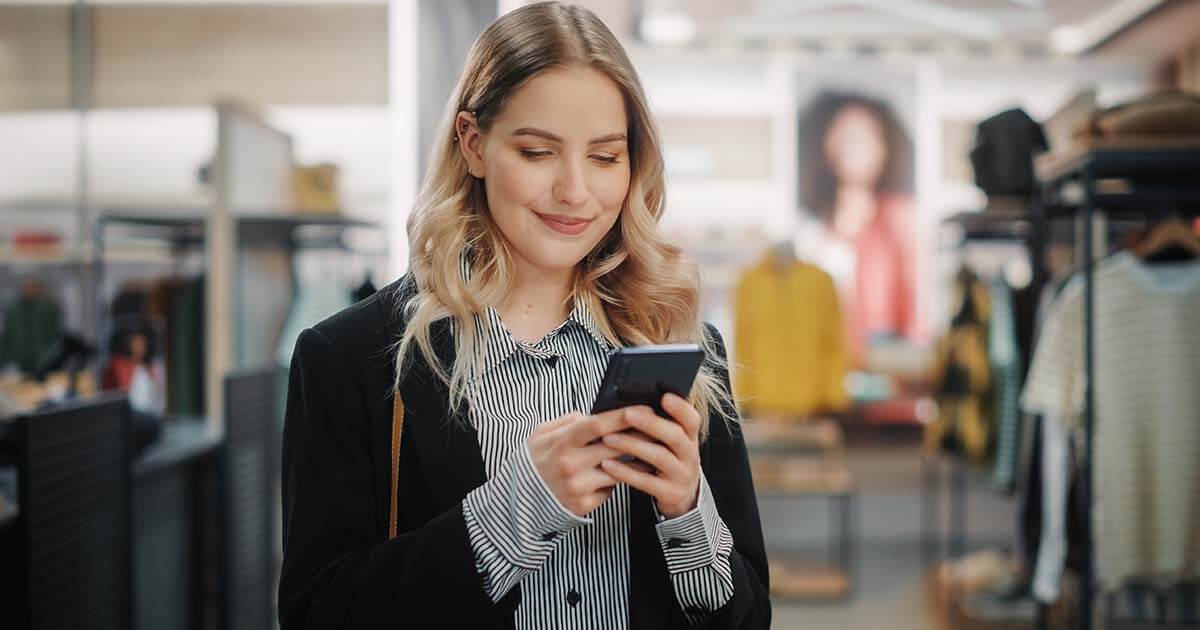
top-left (566, 294), bottom-right (614, 352)
top-left (475, 294), bottom-right (613, 375)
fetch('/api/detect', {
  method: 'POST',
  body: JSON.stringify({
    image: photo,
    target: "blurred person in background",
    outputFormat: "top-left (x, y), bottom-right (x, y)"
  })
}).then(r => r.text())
top-left (279, 2), bottom-right (770, 629)
top-left (798, 90), bottom-right (918, 357)
top-left (102, 319), bottom-right (165, 418)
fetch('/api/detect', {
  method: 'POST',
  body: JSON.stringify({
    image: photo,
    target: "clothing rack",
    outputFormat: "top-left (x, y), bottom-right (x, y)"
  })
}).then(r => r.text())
top-left (923, 209), bottom-right (1038, 571)
top-left (91, 211), bottom-right (384, 423)
top-left (1034, 144), bottom-right (1200, 630)
top-left (76, 100), bottom-right (392, 430)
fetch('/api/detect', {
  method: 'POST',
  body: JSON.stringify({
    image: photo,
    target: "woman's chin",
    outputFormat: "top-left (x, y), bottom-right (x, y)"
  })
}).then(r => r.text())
top-left (510, 242), bottom-right (590, 276)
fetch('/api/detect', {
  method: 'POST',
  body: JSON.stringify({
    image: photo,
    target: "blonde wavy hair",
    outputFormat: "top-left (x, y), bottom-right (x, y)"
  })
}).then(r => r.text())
top-left (394, 1), bottom-right (733, 438)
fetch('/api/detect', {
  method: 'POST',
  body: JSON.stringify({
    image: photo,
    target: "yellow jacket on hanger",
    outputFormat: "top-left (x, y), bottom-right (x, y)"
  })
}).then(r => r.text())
top-left (734, 253), bottom-right (850, 419)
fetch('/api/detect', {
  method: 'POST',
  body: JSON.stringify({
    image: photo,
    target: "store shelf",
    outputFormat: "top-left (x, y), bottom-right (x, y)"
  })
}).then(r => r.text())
top-left (768, 562), bottom-right (852, 600)
top-left (1036, 140), bottom-right (1200, 182)
top-left (924, 563), bottom-right (1053, 630)
top-left (97, 211), bottom-right (384, 248)
top-left (743, 419), bottom-right (844, 456)
top-left (0, 242), bottom-right (187, 266)
top-left (941, 210), bottom-right (1031, 242)
top-left (0, 245), bottom-right (77, 266)
top-left (752, 459), bottom-right (854, 496)
top-left (1036, 143), bottom-right (1200, 214)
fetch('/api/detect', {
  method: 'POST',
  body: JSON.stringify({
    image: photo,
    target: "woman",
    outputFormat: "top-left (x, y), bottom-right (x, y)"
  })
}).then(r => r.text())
top-left (279, 3), bottom-right (770, 628)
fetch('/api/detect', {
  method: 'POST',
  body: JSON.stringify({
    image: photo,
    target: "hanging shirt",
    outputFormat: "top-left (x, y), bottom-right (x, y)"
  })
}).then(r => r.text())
top-left (925, 267), bottom-right (992, 461)
top-left (0, 295), bottom-right (63, 373)
top-left (1031, 411), bottom-right (1072, 603)
top-left (734, 254), bottom-right (850, 418)
top-left (275, 254), bottom-right (352, 368)
top-left (988, 278), bottom-right (1023, 489)
top-left (1022, 251), bottom-right (1200, 591)
top-left (129, 361), bottom-right (166, 417)
top-left (460, 299), bottom-right (735, 628)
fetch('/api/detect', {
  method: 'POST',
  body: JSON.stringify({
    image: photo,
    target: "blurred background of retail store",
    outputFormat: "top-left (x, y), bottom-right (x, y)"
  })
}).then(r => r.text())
top-left (2, 1), bottom-right (1199, 628)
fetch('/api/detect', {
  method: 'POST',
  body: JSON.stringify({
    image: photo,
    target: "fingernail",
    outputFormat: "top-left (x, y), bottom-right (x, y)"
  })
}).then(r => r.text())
top-left (603, 433), bottom-right (620, 444)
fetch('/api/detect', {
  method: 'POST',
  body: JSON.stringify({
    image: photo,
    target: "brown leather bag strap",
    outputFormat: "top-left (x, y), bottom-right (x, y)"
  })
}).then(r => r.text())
top-left (388, 390), bottom-right (405, 540)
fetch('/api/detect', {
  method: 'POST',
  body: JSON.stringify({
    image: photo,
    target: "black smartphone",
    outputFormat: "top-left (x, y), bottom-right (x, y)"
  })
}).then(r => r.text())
top-left (590, 344), bottom-right (705, 418)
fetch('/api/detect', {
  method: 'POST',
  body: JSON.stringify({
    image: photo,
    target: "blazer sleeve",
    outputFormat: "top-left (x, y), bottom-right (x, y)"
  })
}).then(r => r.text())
top-left (279, 327), bottom-right (512, 629)
top-left (698, 324), bottom-right (772, 629)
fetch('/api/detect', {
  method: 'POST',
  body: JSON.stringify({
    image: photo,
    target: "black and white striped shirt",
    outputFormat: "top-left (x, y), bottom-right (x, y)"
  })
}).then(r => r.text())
top-left (460, 299), bottom-right (735, 628)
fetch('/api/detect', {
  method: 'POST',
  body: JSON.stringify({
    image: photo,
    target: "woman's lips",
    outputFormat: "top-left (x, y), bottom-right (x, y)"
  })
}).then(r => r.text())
top-left (535, 211), bottom-right (593, 236)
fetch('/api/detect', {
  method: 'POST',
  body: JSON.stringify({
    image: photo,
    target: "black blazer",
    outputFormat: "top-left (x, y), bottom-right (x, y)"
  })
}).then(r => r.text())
top-left (279, 275), bottom-right (771, 629)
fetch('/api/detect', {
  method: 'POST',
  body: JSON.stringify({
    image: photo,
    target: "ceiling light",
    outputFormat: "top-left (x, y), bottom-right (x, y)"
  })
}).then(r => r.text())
top-left (638, 1), bottom-right (696, 47)
top-left (640, 10), bottom-right (697, 46)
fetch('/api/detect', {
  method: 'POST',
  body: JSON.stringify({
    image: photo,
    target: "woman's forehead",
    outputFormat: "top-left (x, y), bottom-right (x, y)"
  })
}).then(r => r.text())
top-left (492, 67), bottom-right (628, 141)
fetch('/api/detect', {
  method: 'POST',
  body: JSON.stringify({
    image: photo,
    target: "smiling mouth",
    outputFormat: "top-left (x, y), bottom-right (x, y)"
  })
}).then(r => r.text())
top-left (534, 211), bottom-right (593, 236)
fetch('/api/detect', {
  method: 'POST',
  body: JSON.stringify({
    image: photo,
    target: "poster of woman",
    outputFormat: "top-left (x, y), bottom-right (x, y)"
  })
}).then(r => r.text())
top-left (797, 88), bottom-right (918, 357)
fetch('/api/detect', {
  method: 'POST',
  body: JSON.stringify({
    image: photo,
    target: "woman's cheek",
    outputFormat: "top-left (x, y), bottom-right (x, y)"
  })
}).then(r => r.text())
top-left (594, 168), bottom-right (631, 214)
top-left (492, 155), bottom-right (546, 206)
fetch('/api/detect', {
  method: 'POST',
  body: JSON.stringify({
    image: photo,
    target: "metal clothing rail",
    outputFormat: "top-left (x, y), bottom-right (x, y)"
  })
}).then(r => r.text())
top-left (1035, 145), bottom-right (1200, 630)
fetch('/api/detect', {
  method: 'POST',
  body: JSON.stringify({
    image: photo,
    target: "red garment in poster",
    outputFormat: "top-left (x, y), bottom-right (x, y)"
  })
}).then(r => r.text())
top-left (847, 194), bottom-right (917, 352)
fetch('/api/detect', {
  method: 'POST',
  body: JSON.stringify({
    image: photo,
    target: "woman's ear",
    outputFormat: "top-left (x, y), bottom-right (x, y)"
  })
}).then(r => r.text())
top-left (455, 111), bottom-right (485, 179)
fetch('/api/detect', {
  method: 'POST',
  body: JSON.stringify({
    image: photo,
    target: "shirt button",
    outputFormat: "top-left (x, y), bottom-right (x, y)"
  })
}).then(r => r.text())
top-left (666, 537), bottom-right (689, 549)
top-left (567, 588), bottom-right (581, 608)
top-left (546, 355), bottom-right (560, 368)
top-left (540, 531), bottom-right (559, 541)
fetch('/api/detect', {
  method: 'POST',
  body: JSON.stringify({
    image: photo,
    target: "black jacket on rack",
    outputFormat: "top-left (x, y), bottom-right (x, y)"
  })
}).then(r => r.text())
top-left (278, 275), bottom-right (771, 629)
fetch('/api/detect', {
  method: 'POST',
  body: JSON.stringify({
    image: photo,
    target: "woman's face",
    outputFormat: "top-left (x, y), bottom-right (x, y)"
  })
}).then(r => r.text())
top-left (824, 104), bottom-right (887, 189)
top-left (459, 66), bottom-right (631, 278)
top-left (128, 333), bottom-right (147, 362)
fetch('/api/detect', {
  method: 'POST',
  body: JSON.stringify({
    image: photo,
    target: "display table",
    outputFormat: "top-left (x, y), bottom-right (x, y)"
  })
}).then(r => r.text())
top-left (745, 418), bottom-right (858, 600)
top-left (0, 371), bottom-right (98, 414)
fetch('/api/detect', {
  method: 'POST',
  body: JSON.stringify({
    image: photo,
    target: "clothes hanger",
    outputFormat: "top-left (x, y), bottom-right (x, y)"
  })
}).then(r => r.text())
top-left (771, 239), bottom-right (796, 271)
top-left (1130, 216), bottom-right (1200, 262)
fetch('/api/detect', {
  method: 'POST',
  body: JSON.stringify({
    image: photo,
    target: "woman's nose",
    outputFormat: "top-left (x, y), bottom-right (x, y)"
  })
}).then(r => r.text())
top-left (553, 162), bottom-right (589, 208)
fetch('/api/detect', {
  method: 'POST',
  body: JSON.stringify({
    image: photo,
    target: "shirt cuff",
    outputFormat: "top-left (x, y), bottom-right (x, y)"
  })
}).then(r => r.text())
top-left (653, 472), bottom-right (736, 623)
top-left (463, 442), bottom-right (590, 601)
top-left (654, 473), bottom-right (726, 574)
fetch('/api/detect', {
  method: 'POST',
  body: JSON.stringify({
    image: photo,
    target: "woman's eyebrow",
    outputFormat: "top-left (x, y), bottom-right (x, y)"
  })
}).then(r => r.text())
top-left (512, 127), bottom-right (627, 145)
top-left (589, 132), bottom-right (627, 144)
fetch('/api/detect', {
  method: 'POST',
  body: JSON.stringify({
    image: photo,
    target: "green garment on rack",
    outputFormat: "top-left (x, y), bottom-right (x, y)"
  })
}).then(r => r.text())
top-left (0, 296), bottom-right (63, 373)
top-left (169, 277), bottom-right (205, 415)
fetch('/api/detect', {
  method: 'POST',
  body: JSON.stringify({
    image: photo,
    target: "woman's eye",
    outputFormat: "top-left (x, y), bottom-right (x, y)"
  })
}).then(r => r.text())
top-left (591, 154), bottom-right (620, 165)
top-left (519, 149), bottom-right (552, 160)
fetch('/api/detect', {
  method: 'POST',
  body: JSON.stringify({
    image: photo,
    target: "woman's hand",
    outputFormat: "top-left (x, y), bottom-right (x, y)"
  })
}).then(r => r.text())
top-left (599, 393), bottom-right (702, 519)
top-left (527, 409), bottom-right (632, 518)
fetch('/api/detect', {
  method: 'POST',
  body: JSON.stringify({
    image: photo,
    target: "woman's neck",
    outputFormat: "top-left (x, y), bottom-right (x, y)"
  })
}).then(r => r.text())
top-left (497, 261), bottom-right (575, 344)
top-left (832, 185), bottom-right (877, 240)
